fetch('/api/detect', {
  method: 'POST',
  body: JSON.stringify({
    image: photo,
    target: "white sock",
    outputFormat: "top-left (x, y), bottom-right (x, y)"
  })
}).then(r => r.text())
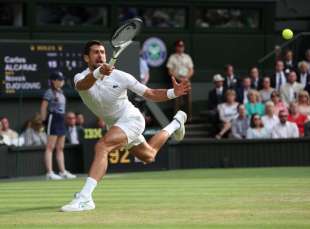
top-left (163, 120), bottom-right (181, 136)
top-left (80, 177), bottom-right (97, 198)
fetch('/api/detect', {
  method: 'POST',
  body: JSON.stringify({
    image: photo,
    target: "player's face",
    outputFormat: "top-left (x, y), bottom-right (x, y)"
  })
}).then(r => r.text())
top-left (86, 45), bottom-right (106, 69)
top-left (52, 79), bottom-right (64, 89)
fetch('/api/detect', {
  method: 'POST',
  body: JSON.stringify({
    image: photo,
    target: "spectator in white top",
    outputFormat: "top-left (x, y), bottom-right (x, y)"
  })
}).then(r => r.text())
top-left (271, 110), bottom-right (299, 138)
top-left (166, 40), bottom-right (194, 121)
top-left (0, 116), bottom-right (19, 146)
top-left (231, 104), bottom-right (249, 139)
top-left (259, 76), bottom-right (274, 103)
top-left (216, 89), bottom-right (239, 139)
top-left (22, 113), bottom-right (47, 146)
top-left (261, 101), bottom-right (279, 134)
top-left (280, 71), bottom-right (304, 106)
top-left (246, 113), bottom-right (270, 139)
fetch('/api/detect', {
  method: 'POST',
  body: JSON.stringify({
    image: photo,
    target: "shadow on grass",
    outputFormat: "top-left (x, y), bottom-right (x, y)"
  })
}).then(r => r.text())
top-left (0, 205), bottom-right (59, 215)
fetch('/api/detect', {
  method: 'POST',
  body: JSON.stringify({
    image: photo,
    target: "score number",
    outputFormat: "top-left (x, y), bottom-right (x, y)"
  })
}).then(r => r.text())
top-left (109, 148), bottom-right (131, 164)
top-left (84, 128), bottom-right (131, 164)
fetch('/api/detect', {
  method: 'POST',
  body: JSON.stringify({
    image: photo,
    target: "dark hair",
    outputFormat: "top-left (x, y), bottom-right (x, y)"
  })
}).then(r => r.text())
top-left (250, 113), bottom-right (263, 128)
top-left (84, 40), bottom-right (104, 55)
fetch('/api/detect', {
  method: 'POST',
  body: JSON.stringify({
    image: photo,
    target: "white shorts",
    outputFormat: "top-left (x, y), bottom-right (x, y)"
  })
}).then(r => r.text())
top-left (113, 107), bottom-right (146, 149)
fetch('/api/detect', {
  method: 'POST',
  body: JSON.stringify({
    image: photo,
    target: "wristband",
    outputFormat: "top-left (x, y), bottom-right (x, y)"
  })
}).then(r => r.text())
top-left (167, 88), bottom-right (177, 99)
top-left (93, 67), bottom-right (104, 80)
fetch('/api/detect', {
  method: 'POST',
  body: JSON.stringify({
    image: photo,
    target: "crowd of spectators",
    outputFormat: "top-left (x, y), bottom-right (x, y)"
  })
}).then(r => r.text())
top-left (207, 49), bottom-right (310, 139)
top-left (0, 112), bottom-right (88, 147)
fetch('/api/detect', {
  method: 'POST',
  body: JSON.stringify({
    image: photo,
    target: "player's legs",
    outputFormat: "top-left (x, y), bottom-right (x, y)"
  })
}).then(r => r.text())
top-left (130, 130), bottom-right (169, 163)
top-left (44, 135), bottom-right (57, 173)
top-left (130, 110), bottom-right (187, 164)
top-left (61, 126), bottom-right (128, 212)
top-left (89, 126), bottom-right (127, 181)
top-left (55, 136), bottom-right (65, 173)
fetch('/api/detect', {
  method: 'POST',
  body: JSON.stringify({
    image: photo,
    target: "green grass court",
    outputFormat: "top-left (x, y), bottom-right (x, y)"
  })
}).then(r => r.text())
top-left (0, 167), bottom-right (309, 228)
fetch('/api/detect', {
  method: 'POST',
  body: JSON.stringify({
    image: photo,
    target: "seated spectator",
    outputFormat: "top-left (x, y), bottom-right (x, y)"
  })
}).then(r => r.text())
top-left (223, 64), bottom-right (239, 90)
top-left (97, 117), bottom-right (107, 131)
top-left (22, 114), bottom-right (47, 146)
top-left (231, 104), bottom-right (249, 139)
top-left (283, 49), bottom-right (296, 73)
top-left (297, 90), bottom-right (310, 119)
top-left (280, 71), bottom-right (304, 106)
top-left (216, 90), bottom-right (239, 139)
top-left (271, 91), bottom-right (288, 115)
top-left (259, 76), bottom-right (274, 103)
top-left (287, 102), bottom-right (307, 137)
top-left (297, 61), bottom-right (310, 89)
top-left (0, 122), bottom-right (10, 145)
top-left (249, 66), bottom-right (262, 90)
top-left (236, 77), bottom-right (251, 104)
top-left (271, 60), bottom-right (286, 91)
top-left (65, 112), bottom-right (83, 145)
top-left (245, 90), bottom-right (265, 116)
top-left (76, 113), bottom-right (85, 128)
top-left (261, 101), bottom-right (279, 134)
top-left (305, 49), bottom-right (310, 74)
top-left (208, 74), bottom-right (226, 111)
top-left (246, 114), bottom-right (270, 139)
top-left (0, 116), bottom-right (18, 146)
top-left (271, 110), bottom-right (299, 138)
top-left (207, 74), bottom-right (226, 125)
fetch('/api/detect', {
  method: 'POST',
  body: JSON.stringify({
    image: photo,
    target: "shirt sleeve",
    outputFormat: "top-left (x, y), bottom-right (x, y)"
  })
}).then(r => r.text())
top-left (43, 89), bottom-right (52, 102)
top-left (166, 55), bottom-right (174, 69)
top-left (74, 73), bottom-right (85, 87)
top-left (186, 55), bottom-right (194, 68)
top-left (125, 72), bottom-right (149, 96)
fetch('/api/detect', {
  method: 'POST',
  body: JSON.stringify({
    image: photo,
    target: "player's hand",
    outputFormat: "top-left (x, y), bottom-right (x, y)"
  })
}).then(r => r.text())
top-left (172, 76), bottom-right (191, 97)
top-left (99, 63), bottom-right (114, 76)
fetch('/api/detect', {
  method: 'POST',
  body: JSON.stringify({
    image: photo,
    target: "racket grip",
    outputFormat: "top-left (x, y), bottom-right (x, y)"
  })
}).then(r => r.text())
top-left (109, 58), bottom-right (117, 67)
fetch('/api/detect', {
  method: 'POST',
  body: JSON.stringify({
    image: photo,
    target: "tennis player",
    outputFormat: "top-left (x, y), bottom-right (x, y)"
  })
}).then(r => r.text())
top-left (61, 40), bottom-right (190, 212)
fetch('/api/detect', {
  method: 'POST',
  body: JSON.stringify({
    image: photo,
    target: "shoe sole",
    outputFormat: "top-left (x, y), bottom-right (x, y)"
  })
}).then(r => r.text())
top-left (173, 111), bottom-right (187, 141)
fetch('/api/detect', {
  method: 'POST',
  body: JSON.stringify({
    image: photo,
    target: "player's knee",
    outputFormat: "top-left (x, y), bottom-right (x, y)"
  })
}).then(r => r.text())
top-left (94, 142), bottom-right (109, 158)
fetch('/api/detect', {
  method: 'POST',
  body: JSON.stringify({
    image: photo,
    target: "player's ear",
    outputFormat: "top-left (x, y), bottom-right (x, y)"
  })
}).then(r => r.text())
top-left (83, 55), bottom-right (89, 64)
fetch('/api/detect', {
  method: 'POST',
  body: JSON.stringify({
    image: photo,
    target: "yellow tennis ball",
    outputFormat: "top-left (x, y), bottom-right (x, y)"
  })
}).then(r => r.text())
top-left (282, 29), bottom-right (293, 40)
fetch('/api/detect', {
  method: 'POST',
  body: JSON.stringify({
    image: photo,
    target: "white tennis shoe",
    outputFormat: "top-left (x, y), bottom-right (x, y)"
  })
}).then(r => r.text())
top-left (173, 110), bottom-right (187, 141)
top-left (59, 170), bottom-right (77, 179)
top-left (61, 193), bottom-right (95, 212)
top-left (46, 171), bottom-right (63, 180)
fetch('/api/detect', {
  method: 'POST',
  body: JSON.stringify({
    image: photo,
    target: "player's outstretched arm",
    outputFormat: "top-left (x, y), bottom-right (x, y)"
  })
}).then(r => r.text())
top-left (75, 64), bottom-right (113, 91)
top-left (143, 77), bottom-right (191, 102)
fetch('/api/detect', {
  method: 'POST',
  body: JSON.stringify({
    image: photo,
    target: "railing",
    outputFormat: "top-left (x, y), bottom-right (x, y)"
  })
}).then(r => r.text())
top-left (258, 32), bottom-right (310, 65)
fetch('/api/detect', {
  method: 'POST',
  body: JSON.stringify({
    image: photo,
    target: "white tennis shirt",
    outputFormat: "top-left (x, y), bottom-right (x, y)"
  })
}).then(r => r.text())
top-left (74, 68), bottom-right (148, 125)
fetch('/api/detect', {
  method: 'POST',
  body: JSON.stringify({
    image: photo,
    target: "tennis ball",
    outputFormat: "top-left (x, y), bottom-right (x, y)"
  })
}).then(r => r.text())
top-left (282, 29), bottom-right (293, 40)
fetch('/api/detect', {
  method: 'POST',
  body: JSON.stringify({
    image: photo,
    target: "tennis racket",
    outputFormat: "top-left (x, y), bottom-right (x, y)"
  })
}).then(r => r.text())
top-left (108, 17), bottom-right (143, 67)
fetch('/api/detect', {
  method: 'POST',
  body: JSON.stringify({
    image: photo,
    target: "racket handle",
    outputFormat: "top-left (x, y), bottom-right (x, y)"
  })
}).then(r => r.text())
top-left (109, 57), bottom-right (117, 67)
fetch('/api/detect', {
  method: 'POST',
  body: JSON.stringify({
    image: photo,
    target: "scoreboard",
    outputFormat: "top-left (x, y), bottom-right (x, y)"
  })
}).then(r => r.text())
top-left (0, 40), bottom-right (140, 96)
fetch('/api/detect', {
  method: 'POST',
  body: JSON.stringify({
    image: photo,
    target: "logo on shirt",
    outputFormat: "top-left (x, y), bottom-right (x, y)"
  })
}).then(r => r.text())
top-left (142, 37), bottom-right (167, 67)
top-left (112, 85), bottom-right (119, 88)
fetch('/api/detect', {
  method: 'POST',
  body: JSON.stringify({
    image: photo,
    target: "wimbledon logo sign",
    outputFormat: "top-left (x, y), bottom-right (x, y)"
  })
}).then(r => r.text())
top-left (142, 37), bottom-right (167, 67)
